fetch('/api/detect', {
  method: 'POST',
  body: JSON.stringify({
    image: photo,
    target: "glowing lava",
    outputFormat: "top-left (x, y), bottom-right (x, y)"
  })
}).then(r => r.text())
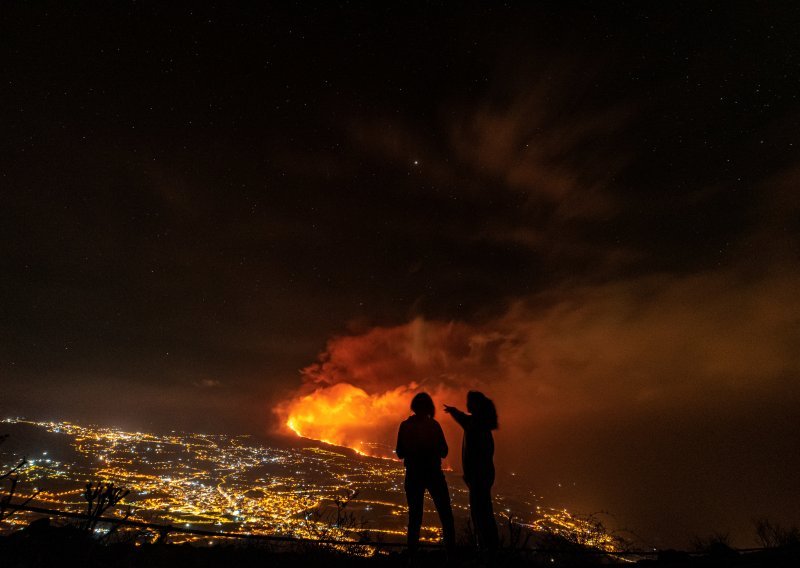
top-left (279, 382), bottom-right (422, 457)
top-left (276, 318), bottom-right (475, 458)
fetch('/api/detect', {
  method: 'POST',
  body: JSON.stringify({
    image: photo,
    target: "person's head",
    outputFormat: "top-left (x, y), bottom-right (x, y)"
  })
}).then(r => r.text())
top-left (466, 391), bottom-right (498, 429)
top-left (410, 392), bottom-right (435, 418)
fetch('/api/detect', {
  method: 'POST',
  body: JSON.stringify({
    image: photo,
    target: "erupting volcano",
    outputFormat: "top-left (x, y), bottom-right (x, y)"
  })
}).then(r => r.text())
top-left (279, 382), bottom-right (418, 456)
top-left (275, 318), bottom-right (482, 457)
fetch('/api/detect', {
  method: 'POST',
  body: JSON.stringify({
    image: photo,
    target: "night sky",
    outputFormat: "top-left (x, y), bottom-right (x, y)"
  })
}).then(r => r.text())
top-left (2, 3), bottom-right (800, 547)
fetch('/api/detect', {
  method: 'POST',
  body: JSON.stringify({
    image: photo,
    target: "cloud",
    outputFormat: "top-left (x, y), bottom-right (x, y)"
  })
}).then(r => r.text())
top-left (449, 95), bottom-right (630, 220)
top-left (283, 264), bottom-right (800, 419)
top-left (350, 59), bottom-right (632, 224)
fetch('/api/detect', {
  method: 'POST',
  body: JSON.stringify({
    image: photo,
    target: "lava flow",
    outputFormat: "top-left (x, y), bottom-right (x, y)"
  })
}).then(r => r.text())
top-left (279, 382), bottom-right (419, 457)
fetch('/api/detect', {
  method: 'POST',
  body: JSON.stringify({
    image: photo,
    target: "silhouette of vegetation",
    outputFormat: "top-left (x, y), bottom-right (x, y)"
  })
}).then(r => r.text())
top-left (4, 504), bottom-right (800, 567)
top-left (457, 509), bottom-right (644, 566)
top-left (690, 531), bottom-right (736, 557)
top-left (540, 511), bottom-right (630, 552)
top-left (301, 489), bottom-right (373, 556)
top-left (79, 481), bottom-right (130, 535)
top-left (498, 512), bottom-right (533, 551)
top-left (460, 516), bottom-right (477, 549)
top-left (0, 435), bottom-right (38, 524)
top-left (754, 518), bottom-right (800, 549)
top-left (526, 512), bottom-right (634, 567)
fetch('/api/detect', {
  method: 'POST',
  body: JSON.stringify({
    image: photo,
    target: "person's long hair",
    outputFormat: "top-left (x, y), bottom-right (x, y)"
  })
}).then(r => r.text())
top-left (410, 392), bottom-right (435, 418)
top-left (466, 391), bottom-right (498, 430)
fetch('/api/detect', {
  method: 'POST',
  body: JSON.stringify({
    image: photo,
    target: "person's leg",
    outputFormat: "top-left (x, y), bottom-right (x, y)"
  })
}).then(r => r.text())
top-left (469, 484), bottom-right (498, 551)
top-left (428, 470), bottom-right (456, 554)
top-left (468, 485), bottom-right (484, 548)
top-left (405, 473), bottom-right (425, 553)
top-left (482, 485), bottom-right (499, 551)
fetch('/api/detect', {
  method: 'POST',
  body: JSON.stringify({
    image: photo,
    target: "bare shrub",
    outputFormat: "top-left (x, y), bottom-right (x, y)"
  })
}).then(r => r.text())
top-left (0, 434), bottom-right (39, 525)
top-left (80, 481), bottom-right (130, 535)
top-left (754, 518), bottom-right (800, 548)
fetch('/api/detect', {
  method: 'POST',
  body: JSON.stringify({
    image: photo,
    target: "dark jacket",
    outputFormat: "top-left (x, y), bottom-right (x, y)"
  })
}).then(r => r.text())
top-left (395, 414), bottom-right (448, 473)
top-left (448, 408), bottom-right (495, 487)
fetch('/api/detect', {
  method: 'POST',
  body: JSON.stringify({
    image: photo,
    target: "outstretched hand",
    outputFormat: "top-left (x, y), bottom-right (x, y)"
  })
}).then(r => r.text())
top-left (443, 405), bottom-right (456, 414)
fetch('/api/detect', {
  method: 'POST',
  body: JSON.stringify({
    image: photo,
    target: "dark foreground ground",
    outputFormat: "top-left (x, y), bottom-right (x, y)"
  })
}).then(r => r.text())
top-left (1, 523), bottom-right (798, 568)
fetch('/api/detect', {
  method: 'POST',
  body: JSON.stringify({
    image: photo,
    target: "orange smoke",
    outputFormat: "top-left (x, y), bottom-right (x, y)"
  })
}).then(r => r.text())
top-left (276, 268), bottom-right (800, 466)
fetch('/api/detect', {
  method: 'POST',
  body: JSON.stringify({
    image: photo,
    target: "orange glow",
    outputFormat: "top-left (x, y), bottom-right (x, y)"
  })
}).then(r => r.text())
top-left (275, 318), bottom-right (477, 458)
top-left (278, 382), bottom-right (423, 457)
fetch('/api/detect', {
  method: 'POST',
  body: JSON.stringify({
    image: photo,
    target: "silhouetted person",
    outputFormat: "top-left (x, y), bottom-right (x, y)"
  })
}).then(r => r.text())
top-left (396, 392), bottom-right (456, 556)
top-left (445, 391), bottom-right (499, 551)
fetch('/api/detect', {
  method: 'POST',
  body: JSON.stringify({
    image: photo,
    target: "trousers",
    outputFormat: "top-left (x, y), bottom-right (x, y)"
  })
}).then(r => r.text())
top-left (468, 482), bottom-right (499, 551)
top-left (404, 468), bottom-right (456, 553)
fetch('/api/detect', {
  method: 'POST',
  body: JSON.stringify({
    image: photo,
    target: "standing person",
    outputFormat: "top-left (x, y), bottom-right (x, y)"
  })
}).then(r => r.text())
top-left (396, 392), bottom-right (456, 557)
top-left (444, 391), bottom-right (499, 551)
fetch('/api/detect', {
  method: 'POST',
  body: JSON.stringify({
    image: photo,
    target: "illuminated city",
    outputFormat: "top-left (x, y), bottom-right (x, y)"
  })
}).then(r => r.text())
top-left (1, 418), bottom-right (619, 550)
